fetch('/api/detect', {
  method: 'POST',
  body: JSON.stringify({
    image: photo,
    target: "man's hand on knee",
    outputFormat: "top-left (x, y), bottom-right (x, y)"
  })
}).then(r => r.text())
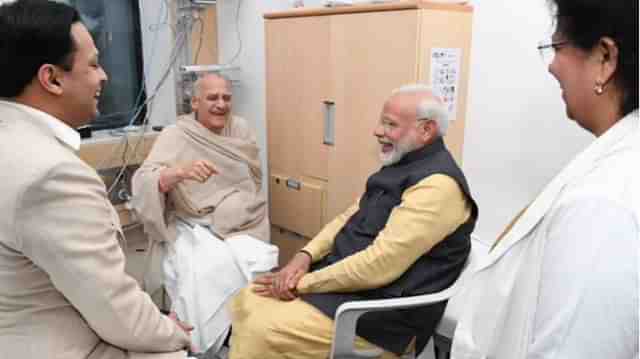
top-left (280, 251), bottom-right (311, 292)
top-left (168, 312), bottom-right (196, 352)
top-left (252, 272), bottom-right (298, 301)
top-left (252, 252), bottom-right (311, 301)
top-left (253, 273), bottom-right (278, 298)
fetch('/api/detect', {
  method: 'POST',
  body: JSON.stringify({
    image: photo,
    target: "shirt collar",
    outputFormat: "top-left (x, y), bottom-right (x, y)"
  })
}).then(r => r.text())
top-left (0, 100), bottom-right (81, 151)
top-left (588, 109), bottom-right (638, 160)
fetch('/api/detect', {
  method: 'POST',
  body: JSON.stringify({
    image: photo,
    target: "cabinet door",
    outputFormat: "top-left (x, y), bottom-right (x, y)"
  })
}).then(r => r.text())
top-left (327, 10), bottom-right (420, 220)
top-left (271, 226), bottom-right (310, 267)
top-left (269, 172), bottom-right (325, 238)
top-left (265, 17), bottom-right (331, 180)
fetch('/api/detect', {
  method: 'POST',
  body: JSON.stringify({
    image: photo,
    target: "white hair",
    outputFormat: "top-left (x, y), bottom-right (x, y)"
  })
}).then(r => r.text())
top-left (391, 84), bottom-right (449, 136)
top-left (192, 73), bottom-right (231, 98)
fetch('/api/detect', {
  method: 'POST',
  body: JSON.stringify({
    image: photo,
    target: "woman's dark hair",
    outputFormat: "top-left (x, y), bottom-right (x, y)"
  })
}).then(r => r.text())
top-left (0, 0), bottom-right (81, 98)
top-left (550, 0), bottom-right (638, 116)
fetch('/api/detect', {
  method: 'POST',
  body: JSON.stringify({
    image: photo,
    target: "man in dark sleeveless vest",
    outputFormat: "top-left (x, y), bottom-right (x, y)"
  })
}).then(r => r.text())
top-left (228, 84), bottom-right (478, 359)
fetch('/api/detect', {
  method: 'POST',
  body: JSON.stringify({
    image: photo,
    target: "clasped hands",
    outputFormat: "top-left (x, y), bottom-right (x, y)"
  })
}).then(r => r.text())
top-left (252, 252), bottom-right (311, 301)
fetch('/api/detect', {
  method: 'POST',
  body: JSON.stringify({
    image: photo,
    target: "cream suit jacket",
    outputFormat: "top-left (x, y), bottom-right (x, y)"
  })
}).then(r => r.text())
top-left (0, 101), bottom-right (190, 359)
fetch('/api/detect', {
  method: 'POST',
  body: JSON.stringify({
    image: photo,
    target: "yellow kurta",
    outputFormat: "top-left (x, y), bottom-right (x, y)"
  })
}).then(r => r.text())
top-left (229, 174), bottom-right (471, 359)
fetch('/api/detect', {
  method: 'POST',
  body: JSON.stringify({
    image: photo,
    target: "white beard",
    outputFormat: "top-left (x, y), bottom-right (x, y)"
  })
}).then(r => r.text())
top-left (379, 135), bottom-right (419, 166)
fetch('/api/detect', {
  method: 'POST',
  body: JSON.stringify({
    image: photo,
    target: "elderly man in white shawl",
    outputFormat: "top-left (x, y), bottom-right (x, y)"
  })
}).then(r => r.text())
top-left (132, 73), bottom-right (277, 357)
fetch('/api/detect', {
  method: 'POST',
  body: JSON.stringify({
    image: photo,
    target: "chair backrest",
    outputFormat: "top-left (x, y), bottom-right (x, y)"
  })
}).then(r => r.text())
top-left (330, 237), bottom-right (483, 359)
top-left (433, 236), bottom-right (487, 345)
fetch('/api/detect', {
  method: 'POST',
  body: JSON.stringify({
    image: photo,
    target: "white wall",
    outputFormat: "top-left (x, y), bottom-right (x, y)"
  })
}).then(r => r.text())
top-left (216, 0), bottom-right (291, 195)
top-left (216, 0), bottom-right (594, 244)
top-left (139, 0), bottom-right (179, 127)
top-left (460, 0), bottom-right (592, 242)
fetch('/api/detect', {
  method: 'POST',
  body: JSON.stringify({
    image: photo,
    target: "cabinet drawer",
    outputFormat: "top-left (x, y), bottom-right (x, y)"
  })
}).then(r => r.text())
top-left (271, 225), bottom-right (310, 267)
top-left (269, 173), bottom-right (325, 238)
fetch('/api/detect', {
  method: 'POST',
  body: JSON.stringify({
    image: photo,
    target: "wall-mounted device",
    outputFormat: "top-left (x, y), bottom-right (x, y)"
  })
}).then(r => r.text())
top-left (190, 0), bottom-right (217, 6)
top-left (98, 165), bottom-right (140, 206)
top-left (180, 64), bottom-right (240, 74)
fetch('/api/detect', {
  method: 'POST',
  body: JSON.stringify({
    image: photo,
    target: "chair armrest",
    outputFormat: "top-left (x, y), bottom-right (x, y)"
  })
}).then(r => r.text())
top-left (331, 281), bottom-right (465, 359)
top-left (330, 245), bottom-right (479, 359)
top-left (340, 283), bottom-right (463, 314)
top-left (331, 305), bottom-right (384, 359)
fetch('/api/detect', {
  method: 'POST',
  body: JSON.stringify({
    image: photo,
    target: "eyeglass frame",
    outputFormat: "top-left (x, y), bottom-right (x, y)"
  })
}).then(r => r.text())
top-left (536, 39), bottom-right (569, 66)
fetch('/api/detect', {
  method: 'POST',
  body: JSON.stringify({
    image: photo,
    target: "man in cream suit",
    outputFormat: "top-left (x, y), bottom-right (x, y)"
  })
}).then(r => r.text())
top-left (0, 1), bottom-right (192, 358)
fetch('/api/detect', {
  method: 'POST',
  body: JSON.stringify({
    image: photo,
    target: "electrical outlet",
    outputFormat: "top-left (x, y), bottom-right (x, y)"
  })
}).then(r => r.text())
top-left (97, 165), bottom-right (140, 205)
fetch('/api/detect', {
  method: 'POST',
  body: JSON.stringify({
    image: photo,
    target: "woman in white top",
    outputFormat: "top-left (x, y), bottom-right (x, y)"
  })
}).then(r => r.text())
top-left (451, 0), bottom-right (638, 358)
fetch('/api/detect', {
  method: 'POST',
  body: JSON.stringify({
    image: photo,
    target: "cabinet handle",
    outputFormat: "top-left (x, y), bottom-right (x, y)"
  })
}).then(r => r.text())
top-left (286, 178), bottom-right (301, 191)
top-left (323, 100), bottom-right (335, 146)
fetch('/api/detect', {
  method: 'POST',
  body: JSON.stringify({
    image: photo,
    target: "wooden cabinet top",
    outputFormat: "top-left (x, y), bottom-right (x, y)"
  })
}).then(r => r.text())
top-left (264, 0), bottom-right (472, 19)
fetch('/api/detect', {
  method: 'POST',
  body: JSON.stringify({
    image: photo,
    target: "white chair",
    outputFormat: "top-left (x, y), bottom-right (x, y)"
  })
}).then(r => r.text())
top-left (329, 246), bottom-right (479, 359)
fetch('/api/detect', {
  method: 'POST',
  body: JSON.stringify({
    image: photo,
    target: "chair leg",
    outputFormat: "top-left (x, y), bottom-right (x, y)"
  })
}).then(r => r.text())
top-left (432, 334), bottom-right (451, 359)
top-left (433, 346), bottom-right (449, 359)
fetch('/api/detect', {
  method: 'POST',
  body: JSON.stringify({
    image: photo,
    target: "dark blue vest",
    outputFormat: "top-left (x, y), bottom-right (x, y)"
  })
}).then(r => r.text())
top-left (302, 138), bottom-right (478, 355)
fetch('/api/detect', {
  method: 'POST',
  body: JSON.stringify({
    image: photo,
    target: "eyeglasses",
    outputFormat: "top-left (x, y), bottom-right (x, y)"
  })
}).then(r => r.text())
top-left (536, 39), bottom-right (569, 66)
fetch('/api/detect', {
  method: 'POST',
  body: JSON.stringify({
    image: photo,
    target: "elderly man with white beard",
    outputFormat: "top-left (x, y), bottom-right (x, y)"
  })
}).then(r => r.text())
top-left (226, 84), bottom-right (479, 359)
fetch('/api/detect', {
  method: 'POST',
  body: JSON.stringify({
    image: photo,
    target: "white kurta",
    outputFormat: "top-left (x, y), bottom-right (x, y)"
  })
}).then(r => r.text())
top-left (163, 220), bottom-right (278, 355)
top-left (452, 111), bottom-right (639, 359)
